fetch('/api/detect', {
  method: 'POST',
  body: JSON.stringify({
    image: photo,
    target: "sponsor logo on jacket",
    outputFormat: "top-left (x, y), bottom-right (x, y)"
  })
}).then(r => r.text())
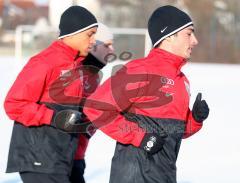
top-left (160, 77), bottom-right (174, 86)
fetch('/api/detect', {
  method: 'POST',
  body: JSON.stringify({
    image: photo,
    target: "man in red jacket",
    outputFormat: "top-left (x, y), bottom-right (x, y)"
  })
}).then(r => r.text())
top-left (4, 6), bottom-right (98, 183)
top-left (83, 5), bottom-right (209, 183)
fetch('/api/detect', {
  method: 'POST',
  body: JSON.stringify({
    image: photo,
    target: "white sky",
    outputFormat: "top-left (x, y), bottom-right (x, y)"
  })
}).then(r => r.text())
top-left (35, 0), bottom-right (48, 5)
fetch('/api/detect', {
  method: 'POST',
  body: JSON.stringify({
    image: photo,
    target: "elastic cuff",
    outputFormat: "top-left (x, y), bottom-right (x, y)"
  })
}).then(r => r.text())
top-left (132, 131), bottom-right (146, 147)
top-left (41, 108), bottom-right (54, 126)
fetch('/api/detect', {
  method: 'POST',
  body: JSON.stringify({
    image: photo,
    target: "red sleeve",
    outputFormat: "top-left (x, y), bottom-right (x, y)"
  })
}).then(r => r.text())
top-left (183, 109), bottom-right (203, 138)
top-left (84, 68), bottom-right (146, 147)
top-left (4, 58), bottom-right (54, 127)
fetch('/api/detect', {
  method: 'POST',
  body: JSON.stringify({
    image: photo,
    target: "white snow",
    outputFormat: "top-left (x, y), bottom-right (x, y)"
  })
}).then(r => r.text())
top-left (0, 57), bottom-right (240, 183)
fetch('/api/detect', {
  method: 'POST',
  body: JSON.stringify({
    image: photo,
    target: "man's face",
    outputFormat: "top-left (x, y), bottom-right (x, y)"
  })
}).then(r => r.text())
top-left (90, 39), bottom-right (114, 64)
top-left (170, 26), bottom-right (198, 59)
top-left (70, 27), bottom-right (97, 57)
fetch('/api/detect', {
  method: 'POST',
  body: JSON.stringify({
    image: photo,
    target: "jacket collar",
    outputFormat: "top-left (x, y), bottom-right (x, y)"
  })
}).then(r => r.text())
top-left (53, 40), bottom-right (84, 61)
top-left (149, 48), bottom-right (187, 74)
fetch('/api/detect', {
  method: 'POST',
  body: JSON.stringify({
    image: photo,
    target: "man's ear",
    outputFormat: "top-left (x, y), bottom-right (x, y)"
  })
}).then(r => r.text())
top-left (165, 35), bottom-right (175, 43)
top-left (160, 37), bottom-right (172, 47)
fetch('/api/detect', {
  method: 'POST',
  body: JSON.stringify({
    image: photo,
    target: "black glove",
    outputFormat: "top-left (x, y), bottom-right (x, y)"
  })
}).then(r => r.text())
top-left (52, 109), bottom-right (83, 132)
top-left (121, 111), bottom-right (167, 154)
top-left (43, 103), bottom-right (83, 132)
top-left (192, 93), bottom-right (209, 123)
top-left (139, 133), bottom-right (167, 155)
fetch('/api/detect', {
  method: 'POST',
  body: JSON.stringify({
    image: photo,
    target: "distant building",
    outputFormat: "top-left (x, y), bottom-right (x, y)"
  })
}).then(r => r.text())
top-left (49, 0), bottom-right (101, 30)
top-left (0, 0), bottom-right (48, 30)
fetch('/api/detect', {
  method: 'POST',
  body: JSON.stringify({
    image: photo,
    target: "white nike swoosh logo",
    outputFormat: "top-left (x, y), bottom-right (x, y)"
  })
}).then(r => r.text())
top-left (161, 27), bottom-right (168, 33)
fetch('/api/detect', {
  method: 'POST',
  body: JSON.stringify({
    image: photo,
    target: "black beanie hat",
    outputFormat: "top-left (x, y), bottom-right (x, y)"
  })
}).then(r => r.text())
top-left (58, 6), bottom-right (98, 39)
top-left (148, 5), bottom-right (193, 47)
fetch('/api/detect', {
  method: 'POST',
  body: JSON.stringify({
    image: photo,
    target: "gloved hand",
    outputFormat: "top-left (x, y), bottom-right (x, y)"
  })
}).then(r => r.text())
top-left (139, 132), bottom-right (167, 155)
top-left (43, 103), bottom-right (83, 132)
top-left (121, 111), bottom-right (167, 154)
top-left (52, 109), bottom-right (83, 132)
top-left (192, 93), bottom-right (209, 123)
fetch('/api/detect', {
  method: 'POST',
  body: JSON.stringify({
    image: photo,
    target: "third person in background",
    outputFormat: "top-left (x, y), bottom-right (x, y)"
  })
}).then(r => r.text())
top-left (70, 23), bottom-right (114, 183)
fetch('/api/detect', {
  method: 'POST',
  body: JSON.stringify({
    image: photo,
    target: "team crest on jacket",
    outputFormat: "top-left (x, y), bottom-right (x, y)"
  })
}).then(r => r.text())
top-left (184, 81), bottom-right (191, 97)
top-left (144, 136), bottom-right (156, 151)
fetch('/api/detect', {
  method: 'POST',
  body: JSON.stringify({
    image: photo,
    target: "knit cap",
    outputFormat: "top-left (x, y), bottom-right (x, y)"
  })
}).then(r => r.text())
top-left (148, 5), bottom-right (193, 47)
top-left (58, 6), bottom-right (98, 39)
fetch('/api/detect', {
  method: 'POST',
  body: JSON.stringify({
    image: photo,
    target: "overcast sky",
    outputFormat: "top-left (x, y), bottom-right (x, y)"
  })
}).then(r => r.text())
top-left (35, 0), bottom-right (48, 5)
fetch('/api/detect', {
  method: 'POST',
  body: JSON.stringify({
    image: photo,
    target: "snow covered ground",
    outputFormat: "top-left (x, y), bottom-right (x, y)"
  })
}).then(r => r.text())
top-left (0, 56), bottom-right (240, 183)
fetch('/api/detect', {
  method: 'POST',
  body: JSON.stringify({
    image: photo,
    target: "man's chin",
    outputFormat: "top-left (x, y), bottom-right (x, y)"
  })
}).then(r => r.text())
top-left (184, 53), bottom-right (191, 60)
top-left (79, 51), bottom-right (89, 57)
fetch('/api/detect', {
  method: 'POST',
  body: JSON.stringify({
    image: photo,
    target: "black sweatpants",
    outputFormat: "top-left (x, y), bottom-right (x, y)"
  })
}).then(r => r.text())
top-left (19, 172), bottom-right (71, 183)
top-left (20, 160), bottom-right (86, 183)
top-left (70, 159), bottom-right (86, 183)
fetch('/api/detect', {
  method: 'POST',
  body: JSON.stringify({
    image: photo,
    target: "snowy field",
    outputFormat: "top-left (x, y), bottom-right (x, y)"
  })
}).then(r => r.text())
top-left (0, 56), bottom-right (240, 183)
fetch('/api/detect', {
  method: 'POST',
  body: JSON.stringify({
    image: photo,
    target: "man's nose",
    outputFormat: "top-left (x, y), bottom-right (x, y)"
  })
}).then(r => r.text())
top-left (91, 37), bottom-right (96, 45)
top-left (192, 34), bottom-right (198, 46)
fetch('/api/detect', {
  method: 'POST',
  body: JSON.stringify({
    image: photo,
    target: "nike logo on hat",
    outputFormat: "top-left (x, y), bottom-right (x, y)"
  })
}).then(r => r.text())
top-left (161, 26), bottom-right (168, 33)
